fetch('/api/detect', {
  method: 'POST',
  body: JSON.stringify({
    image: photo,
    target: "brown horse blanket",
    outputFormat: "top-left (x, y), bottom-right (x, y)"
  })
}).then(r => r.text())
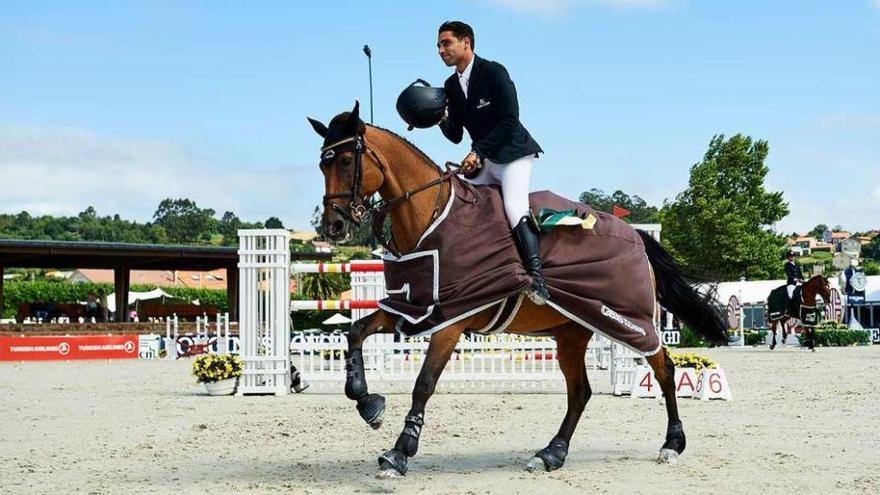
top-left (378, 175), bottom-right (661, 355)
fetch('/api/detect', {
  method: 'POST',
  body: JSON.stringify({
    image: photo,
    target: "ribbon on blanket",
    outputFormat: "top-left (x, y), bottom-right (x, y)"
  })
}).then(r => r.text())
top-left (536, 208), bottom-right (597, 233)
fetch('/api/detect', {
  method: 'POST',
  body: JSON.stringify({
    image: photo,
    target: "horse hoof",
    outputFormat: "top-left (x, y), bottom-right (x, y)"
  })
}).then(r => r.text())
top-left (376, 468), bottom-right (404, 479)
top-left (525, 456), bottom-right (547, 472)
top-left (357, 394), bottom-right (386, 429)
top-left (657, 448), bottom-right (679, 464)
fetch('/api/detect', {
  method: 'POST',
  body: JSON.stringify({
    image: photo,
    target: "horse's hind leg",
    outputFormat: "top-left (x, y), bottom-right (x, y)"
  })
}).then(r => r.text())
top-left (526, 323), bottom-right (593, 472)
top-left (769, 320), bottom-right (777, 350)
top-left (345, 310), bottom-right (397, 429)
top-left (377, 324), bottom-right (465, 478)
top-left (646, 347), bottom-right (685, 463)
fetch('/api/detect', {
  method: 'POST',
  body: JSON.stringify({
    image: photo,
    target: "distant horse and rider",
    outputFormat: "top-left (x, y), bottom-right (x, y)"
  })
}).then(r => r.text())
top-left (765, 252), bottom-right (831, 351)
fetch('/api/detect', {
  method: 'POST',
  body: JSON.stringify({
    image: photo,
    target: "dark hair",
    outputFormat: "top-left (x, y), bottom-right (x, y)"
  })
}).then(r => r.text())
top-left (439, 21), bottom-right (475, 50)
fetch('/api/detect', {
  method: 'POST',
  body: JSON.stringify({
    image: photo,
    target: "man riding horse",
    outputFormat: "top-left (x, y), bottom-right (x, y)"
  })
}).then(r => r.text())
top-left (398, 20), bottom-right (549, 305)
top-left (785, 251), bottom-right (804, 303)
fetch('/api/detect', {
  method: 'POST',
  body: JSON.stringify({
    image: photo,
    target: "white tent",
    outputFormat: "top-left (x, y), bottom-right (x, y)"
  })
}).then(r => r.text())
top-left (322, 313), bottom-right (352, 326)
top-left (106, 288), bottom-right (174, 313)
top-left (700, 275), bottom-right (880, 305)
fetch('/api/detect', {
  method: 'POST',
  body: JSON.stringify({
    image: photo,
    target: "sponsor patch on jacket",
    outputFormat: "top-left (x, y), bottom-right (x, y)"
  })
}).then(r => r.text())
top-left (476, 99), bottom-right (491, 109)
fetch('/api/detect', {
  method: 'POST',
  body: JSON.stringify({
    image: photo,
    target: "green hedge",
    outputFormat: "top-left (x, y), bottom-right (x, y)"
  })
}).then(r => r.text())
top-left (744, 330), bottom-right (767, 346)
top-left (3, 280), bottom-right (357, 331)
top-left (798, 329), bottom-right (870, 347)
top-left (679, 324), bottom-right (708, 347)
top-left (1, 280), bottom-right (230, 319)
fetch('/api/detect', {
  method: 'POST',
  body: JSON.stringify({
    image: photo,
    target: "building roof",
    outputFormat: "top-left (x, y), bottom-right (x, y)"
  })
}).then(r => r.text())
top-left (72, 268), bottom-right (229, 289)
top-left (290, 231), bottom-right (321, 242)
top-left (0, 238), bottom-right (331, 270)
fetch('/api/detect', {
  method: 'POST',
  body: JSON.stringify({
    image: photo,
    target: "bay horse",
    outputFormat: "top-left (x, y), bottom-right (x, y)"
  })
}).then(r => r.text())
top-left (767, 275), bottom-right (831, 351)
top-left (307, 102), bottom-right (727, 478)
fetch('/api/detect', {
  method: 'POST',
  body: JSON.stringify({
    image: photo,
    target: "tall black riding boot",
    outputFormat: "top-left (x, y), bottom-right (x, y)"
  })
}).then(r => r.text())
top-left (512, 215), bottom-right (551, 305)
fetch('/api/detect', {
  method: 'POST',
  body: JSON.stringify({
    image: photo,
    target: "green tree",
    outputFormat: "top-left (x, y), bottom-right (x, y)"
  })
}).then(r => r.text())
top-left (807, 224), bottom-right (828, 238)
top-left (660, 134), bottom-right (789, 281)
top-left (863, 236), bottom-right (880, 261)
top-left (298, 273), bottom-right (346, 300)
top-left (152, 198), bottom-right (216, 244)
top-left (579, 189), bottom-right (660, 223)
top-left (219, 211), bottom-right (242, 246)
top-left (265, 216), bottom-right (284, 229)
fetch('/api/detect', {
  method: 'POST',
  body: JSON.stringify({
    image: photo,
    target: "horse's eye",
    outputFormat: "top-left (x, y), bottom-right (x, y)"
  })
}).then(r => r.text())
top-left (341, 156), bottom-right (352, 166)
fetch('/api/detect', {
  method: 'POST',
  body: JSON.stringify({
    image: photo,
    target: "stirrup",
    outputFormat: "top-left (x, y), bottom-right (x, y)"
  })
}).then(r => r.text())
top-left (526, 276), bottom-right (550, 306)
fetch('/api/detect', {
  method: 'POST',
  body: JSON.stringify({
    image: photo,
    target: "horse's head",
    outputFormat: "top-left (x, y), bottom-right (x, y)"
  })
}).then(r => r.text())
top-left (809, 275), bottom-right (832, 303)
top-left (307, 101), bottom-right (385, 241)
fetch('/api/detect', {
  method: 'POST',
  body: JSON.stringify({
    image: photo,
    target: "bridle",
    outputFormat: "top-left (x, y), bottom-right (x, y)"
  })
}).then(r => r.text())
top-left (319, 133), bottom-right (464, 254)
top-left (320, 135), bottom-right (385, 225)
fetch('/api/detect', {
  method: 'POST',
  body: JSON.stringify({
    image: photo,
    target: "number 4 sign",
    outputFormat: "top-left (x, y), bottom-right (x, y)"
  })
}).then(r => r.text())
top-left (695, 368), bottom-right (732, 401)
top-left (631, 365), bottom-right (659, 399)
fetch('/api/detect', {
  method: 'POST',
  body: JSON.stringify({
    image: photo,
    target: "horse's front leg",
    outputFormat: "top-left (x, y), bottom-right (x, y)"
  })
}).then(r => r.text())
top-left (526, 323), bottom-right (593, 472)
top-left (377, 324), bottom-right (465, 478)
top-left (345, 310), bottom-right (397, 429)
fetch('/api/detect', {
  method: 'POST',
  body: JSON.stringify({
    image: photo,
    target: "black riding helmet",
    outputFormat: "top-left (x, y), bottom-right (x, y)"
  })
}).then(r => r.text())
top-left (396, 79), bottom-right (446, 130)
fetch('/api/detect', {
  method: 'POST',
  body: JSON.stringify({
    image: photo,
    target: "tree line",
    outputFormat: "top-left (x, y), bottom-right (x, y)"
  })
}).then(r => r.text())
top-left (6, 134), bottom-right (871, 282)
top-left (0, 200), bottom-right (286, 246)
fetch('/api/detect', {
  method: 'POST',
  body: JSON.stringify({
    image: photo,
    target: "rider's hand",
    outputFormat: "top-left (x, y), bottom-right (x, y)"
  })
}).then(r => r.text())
top-left (461, 152), bottom-right (479, 174)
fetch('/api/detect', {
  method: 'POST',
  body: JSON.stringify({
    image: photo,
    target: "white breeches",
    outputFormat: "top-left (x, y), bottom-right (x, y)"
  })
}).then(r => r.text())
top-left (787, 285), bottom-right (796, 298)
top-left (465, 155), bottom-right (534, 228)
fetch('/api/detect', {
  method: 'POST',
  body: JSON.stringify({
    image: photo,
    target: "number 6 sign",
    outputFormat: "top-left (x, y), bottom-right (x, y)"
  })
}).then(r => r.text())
top-left (695, 368), bottom-right (732, 401)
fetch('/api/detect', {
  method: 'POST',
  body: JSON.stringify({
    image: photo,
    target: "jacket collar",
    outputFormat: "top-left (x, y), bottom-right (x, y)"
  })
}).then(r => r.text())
top-left (464, 55), bottom-right (484, 102)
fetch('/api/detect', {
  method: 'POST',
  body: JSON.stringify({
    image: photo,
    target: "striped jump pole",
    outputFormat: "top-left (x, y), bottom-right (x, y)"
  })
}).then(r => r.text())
top-left (291, 300), bottom-right (380, 311)
top-left (290, 260), bottom-right (384, 273)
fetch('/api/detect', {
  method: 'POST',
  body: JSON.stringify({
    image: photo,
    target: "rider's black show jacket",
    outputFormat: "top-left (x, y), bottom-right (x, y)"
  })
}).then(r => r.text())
top-left (785, 260), bottom-right (804, 285)
top-left (440, 55), bottom-right (542, 164)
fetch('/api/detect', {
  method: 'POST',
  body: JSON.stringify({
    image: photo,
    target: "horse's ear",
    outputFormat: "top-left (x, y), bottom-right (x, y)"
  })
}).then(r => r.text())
top-left (307, 117), bottom-right (328, 138)
top-left (347, 101), bottom-right (366, 135)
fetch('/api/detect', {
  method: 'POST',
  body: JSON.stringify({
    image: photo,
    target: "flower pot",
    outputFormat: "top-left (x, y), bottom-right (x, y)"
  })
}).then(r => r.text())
top-left (203, 377), bottom-right (238, 396)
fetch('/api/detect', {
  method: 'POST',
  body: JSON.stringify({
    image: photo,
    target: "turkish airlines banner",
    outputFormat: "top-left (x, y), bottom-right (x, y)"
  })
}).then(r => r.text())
top-left (0, 335), bottom-right (139, 361)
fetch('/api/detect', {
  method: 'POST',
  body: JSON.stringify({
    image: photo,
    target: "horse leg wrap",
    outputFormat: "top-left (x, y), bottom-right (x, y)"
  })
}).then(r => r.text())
top-left (394, 413), bottom-right (424, 457)
top-left (535, 437), bottom-right (569, 471)
top-left (344, 349), bottom-right (368, 401)
top-left (662, 420), bottom-right (686, 454)
top-left (378, 448), bottom-right (408, 475)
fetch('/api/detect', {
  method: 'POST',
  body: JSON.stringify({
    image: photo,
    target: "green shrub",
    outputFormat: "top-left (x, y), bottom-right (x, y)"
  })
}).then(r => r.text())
top-left (1, 281), bottom-right (229, 319)
top-left (679, 324), bottom-right (708, 347)
top-left (798, 329), bottom-right (870, 347)
top-left (744, 329), bottom-right (767, 346)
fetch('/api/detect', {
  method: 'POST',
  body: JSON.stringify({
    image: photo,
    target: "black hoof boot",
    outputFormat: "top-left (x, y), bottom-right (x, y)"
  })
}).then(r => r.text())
top-left (378, 448), bottom-right (408, 476)
top-left (356, 394), bottom-right (386, 429)
top-left (527, 437), bottom-right (569, 472)
top-left (662, 420), bottom-right (686, 454)
top-left (395, 413), bottom-right (424, 457)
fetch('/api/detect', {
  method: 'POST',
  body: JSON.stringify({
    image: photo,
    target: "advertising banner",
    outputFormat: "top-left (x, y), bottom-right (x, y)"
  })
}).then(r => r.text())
top-left (0, 335), bottom-right (139, 361)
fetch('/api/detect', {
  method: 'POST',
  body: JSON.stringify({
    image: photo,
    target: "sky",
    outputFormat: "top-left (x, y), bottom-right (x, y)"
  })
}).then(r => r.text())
top-left (1, 0), bottom-right (879, 234)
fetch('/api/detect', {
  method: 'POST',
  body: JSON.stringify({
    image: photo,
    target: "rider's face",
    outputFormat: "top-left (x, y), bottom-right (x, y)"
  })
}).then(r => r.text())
top-left (437, 31), bottom-right (470, 67)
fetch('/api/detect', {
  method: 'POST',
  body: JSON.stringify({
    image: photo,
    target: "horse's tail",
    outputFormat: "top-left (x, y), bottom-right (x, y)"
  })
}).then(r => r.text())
top-left (637, 230), bottom-right (728, 345)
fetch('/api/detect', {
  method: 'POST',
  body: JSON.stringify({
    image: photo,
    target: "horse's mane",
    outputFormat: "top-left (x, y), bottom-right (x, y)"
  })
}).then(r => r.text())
top-left (368, 124), bottom-right (441, 172)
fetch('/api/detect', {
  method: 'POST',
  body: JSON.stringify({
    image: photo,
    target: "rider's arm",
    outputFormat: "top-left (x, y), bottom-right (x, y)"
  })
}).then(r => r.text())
top-left (471, 62), bottom-right (518, 160)
top-left (440, 78), bottom-right (463, 144)
top-left (440, 110), bottom-right (463, 144)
